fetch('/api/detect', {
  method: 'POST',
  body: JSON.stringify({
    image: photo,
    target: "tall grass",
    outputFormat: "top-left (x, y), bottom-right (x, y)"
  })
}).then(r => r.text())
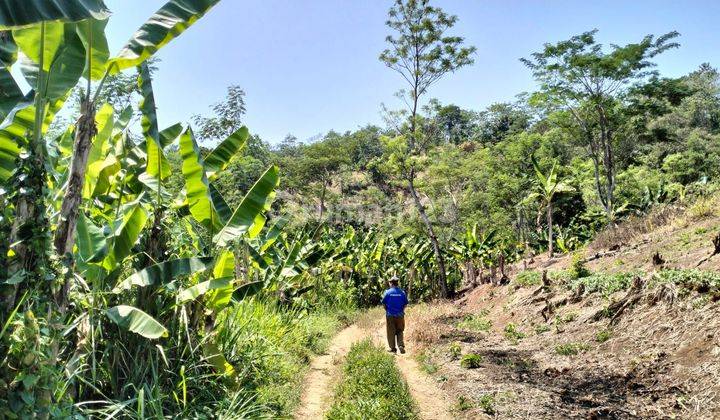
top-left (326, 339), bottom-right (417, 420)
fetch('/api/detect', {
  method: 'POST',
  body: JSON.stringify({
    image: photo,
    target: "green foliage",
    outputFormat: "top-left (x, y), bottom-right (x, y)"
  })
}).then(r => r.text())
top-left (327, 340), bottom-right (417, 420)
top-left (596, 329), bottom-right (612, 343)
top-left (457, 314), bottom-right (492, 332)
top-left (460, 353), bottom-right (483, 369)
top-left (569, 252), bottom-right (591, 279)
top-left (503, 323), bottom-right (526, 344)
top-left (478, 394), bottom-right (497, 415)
top-left (453, 395), bottom-right (473, 412)
top-left (514, 270), bottom-right (542, 287)
top-left (567, 272), bottom-right (640, 297)
top-left (448, 341), bottom-right (462, 360)
top-left (555, 342), bottom-right (591, 356)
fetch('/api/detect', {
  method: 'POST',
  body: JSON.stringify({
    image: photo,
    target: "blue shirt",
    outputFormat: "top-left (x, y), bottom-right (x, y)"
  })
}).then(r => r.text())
top-left (382, 287), bottom-right (408, 317)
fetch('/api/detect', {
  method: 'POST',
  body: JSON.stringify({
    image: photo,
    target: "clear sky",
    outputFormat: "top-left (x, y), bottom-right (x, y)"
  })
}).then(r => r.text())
top-left (104, 0), bottom-right (720, 145)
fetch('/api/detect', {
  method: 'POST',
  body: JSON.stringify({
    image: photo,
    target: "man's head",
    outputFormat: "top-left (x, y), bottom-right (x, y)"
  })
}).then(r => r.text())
top-left (388, 275), bottom-right (399, 287)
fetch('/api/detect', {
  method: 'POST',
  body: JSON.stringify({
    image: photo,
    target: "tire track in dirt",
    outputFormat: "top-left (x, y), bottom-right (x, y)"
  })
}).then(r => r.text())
top-left (294, 324), bottom-right (365, 419)
top-left (369, 317), bottom-right (454, 420)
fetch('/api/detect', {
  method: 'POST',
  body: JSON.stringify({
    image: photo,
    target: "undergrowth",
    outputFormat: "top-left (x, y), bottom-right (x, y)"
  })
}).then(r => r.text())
top-left (326, 339), bottom-right (417, 420)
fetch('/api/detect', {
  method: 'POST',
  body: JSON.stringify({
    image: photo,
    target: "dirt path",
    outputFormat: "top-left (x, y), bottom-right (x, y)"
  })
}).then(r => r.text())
top-left (295, 311), bottom-right (454, 419)
top-left (294, 324), bottom-right (365, 419)
top-left (370, 320), bottom-right (454, 420)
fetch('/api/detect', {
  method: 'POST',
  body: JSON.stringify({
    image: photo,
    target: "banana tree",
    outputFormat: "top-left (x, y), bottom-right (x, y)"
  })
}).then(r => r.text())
top-left (450, 224), bottom-right (498, 286)
top-left (524, 156), bottom-right (574, 257)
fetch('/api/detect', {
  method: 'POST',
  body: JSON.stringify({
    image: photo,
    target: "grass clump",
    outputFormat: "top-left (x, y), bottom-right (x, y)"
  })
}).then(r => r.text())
top-left (327, 340), bottom-right (417, 420)
top-left (595, 329), bottom-right (612, 343)
top-left (457, 314), bottom-right (492, 332)
top-left (503, 323), bottom-right (526, 344)
top-left (514, 270), bottom-right (542, 287)
top-left (555, 342), bottom-right (590, 356)
top-left (460, 353), bottom-right (483, 369)
top-left (567, 271), bottom-right (640, 297)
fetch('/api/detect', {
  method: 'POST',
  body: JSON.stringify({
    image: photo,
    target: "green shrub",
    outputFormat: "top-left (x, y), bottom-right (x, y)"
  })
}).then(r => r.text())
top-left (653, 269), bottom-right (720, 294)
top-left (555, 342), bottom-right (590, 356)
top-left (503, 323), bottom-right (525, 344)
top-left (448, 342), bottom-right (462, 360)
top-left (569, 252), bottom-right (591, 280)
top-left (457, 314), bottom-right (492, 332)
top-left (514, 270), bottom-right (542, 287)
top-left (417, 351), bottom-right (439, 374)
top-left (567, 271), bottom-right (640, 297)
top-left (327, 340), bottom-right (417, 420)
top-left (595, 329), bottom-right (612, 343)
top-left (534, 324), bottom-right (551, 334)
top-left (460, 354), bottom-right (483, 369)
top-left (478, 394), bottom-right (496, 415)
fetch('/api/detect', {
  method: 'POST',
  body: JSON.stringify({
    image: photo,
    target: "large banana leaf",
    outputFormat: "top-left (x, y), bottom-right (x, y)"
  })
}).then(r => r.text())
top-left (159, 123), bottom-right (183, 148)
top-left (104, 201), bottom-right (148, 269)
top-left (138, 62), bottom-right (170, 181)
top-left (106, 305), bottom-right (167, 339)
top-left (76, 212), bottom-right (106, 263)
top-left (0, 0), bottom-right (110, 29)
top-left (178, 276), bottom-right (232, 303)
top-left (76, 18), bottom-right (109, 80)
top-left (106, 0), bottom-right (221, 74)
top-left (231, 280), bottom-right (264, 302)
top-left (83, 103), bottom-right (114, 197)
top-left (0, 66), bottom-right (22, 120)
top-left (204, 126), bottom-right (248, 180)
top-left (206, 250), bottom-right (234, 310)
top-left (0, 34), bottom-right (17, 67)
top-left (179, 127), bottom-right (218, 230)
top-left (209, 183), bottom-right (232, 222)
top-left (16, 23), bottom-right (86, 100)
top-left (213, 166), bottom-right (279, 246)
top-left (113, 256), bottom-right (214, 292)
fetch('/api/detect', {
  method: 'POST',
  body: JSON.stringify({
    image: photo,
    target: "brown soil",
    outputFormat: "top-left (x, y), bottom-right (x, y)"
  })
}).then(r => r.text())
top-left (409, 279), bottom-right (720, 419)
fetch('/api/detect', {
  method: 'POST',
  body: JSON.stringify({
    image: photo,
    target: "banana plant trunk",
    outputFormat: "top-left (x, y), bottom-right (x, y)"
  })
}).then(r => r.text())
top-left (53, 97), bottom-right (97, 310)
top-left (547, 203), bottom-right (553, 257)
top-left (54, 97), bottom-right (97, 256)
top-left (407, 174), bottom-right (449, 298)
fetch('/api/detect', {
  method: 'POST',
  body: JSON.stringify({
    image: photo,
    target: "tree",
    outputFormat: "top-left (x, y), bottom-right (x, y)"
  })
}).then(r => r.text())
top-left (524, 156), bottom-right (574, 256)
top-left (380, 0), bottom-right (475, 298)
top-left (192, 85), bottom-right (246, 143)
top-left (522, 29), bottom-right (679, 218)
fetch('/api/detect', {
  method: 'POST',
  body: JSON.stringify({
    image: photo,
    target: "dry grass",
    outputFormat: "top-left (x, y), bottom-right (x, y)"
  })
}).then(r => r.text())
top-left (592, 204), bottom-right (682, 251)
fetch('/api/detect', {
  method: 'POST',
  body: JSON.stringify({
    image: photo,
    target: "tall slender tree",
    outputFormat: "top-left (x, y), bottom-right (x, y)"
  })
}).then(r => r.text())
top-left (380, 0), bottom-right (475, 298)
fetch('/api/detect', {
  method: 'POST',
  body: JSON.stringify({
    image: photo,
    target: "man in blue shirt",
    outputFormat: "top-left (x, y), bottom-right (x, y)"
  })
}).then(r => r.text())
top-left (381, 275), bottom-right (408, 354)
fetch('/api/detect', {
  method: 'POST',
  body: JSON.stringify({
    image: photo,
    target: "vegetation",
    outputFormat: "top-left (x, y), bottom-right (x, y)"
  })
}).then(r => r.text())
top-left (459, 353), bottom-right (483, 369)
top-left (1, 0), bottom-right (720, 416)
top-left (327, 340), bottom-right (417, 420)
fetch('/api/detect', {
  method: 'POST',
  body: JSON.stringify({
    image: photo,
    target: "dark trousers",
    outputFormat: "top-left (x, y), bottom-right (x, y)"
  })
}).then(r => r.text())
top-left (386, 315), bottom-right (405, 351)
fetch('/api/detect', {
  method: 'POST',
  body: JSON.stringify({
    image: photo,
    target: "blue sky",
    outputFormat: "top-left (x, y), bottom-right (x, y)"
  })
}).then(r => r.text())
top-left (104, 0), bottom-right (720, 144)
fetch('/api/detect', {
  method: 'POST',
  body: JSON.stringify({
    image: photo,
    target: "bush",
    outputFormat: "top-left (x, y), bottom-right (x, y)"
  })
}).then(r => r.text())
top-left (478, 394), bottom-right (496, 415)
top-left (595, 329), bottom-right (612, 343)
top-left (448, 342), bottom-right (462, 360)
top-left (327, 340), bottom-right (417, 420)
top-left (460, 353), bottom-right (483, 369)
top-left (569, 252), bottom-right (591, 279)
top-left (566, 271), bottom-right (640, 297)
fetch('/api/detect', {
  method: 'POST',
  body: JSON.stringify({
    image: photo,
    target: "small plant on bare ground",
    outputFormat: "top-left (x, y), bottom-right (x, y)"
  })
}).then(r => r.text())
top-left (534, 323), bottom-right (551, 334)
top-left (555, 342), bottom-right (591, 356)
top-left (453, 395), bottom-right (473, 412)
top-left (478, 394), bottom-right (496, 415)
top-left (596, 329), bottom-right (612, 343)
top-left (417, 350), bottom-right (439, 374)
top-left (460, 353), bottom-right (483, 368)
top-left (504, 323), bottom-right (526, 344)
top-left (448, 342), bottom-right (462, 360)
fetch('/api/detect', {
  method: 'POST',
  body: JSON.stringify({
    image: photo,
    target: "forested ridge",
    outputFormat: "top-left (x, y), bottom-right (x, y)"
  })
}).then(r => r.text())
top-left (0, 0), bottom-right (719, 418)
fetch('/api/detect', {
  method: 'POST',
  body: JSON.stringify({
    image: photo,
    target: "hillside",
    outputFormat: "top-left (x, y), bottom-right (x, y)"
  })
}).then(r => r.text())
top-left (406, 201), bottom-right (720, 419)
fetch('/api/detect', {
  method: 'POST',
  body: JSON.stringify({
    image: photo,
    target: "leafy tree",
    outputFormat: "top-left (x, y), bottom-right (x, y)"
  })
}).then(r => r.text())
top-left (524, 157), bottom-right (574, 256)
top-left (379, 0), bottom-right (475, 297)
top-left (192, 84), bottom-right (246, 143)
top-left (522, 29), bottom-right (680, 217)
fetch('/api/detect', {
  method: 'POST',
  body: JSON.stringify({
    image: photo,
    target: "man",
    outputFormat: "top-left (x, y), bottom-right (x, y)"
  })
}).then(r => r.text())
top-left (381, 275), bottom-right (408, 354)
